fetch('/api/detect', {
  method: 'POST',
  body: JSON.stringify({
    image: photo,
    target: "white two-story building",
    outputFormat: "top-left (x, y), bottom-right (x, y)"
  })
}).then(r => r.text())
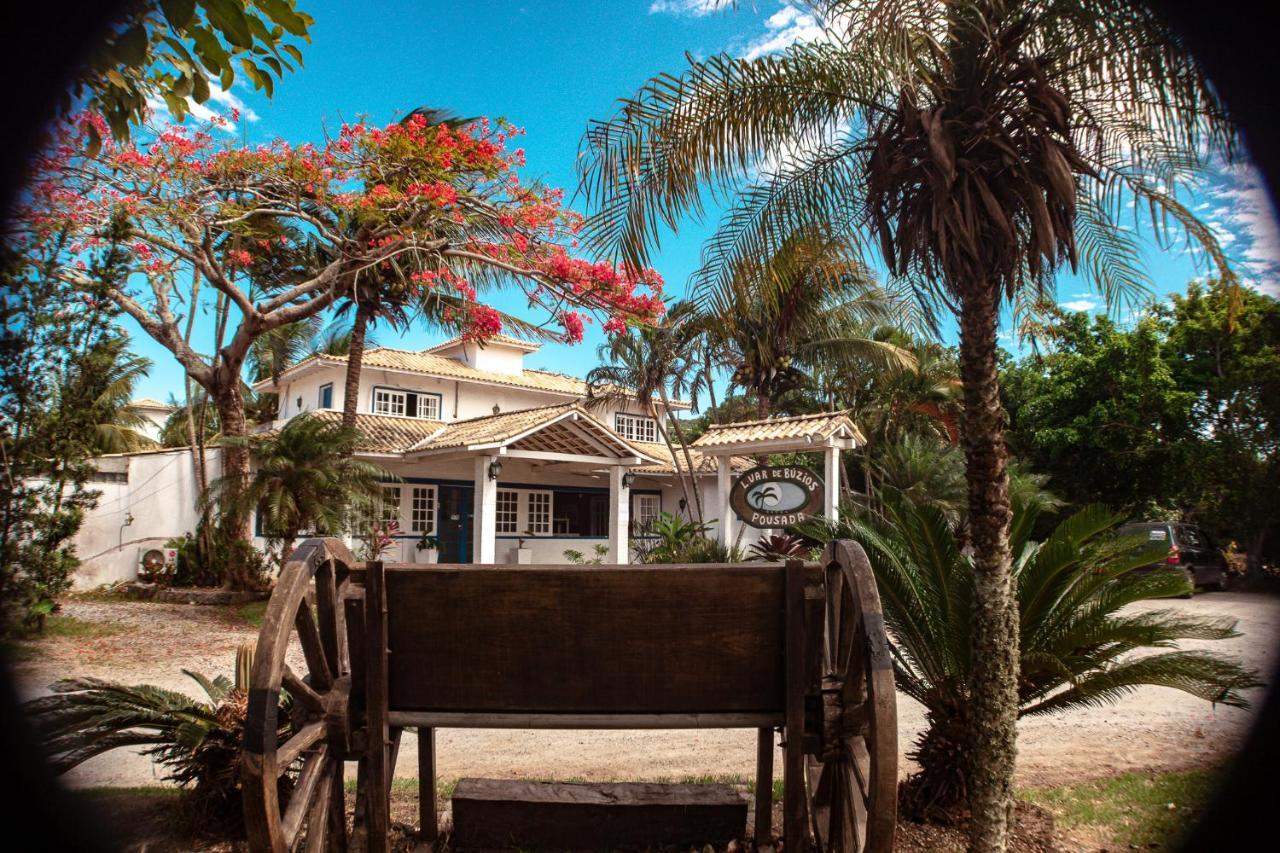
top-left (72, 334), bottom-right (862, 585)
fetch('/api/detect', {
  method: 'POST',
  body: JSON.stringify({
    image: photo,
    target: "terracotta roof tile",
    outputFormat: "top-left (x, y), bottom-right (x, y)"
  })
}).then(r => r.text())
top-left (628, 440), bottom-right (753, 475)
top-left (691, 410), bottom-right (863, 450)
top-left (424, 333), bottom-right (542, 353)
top-left (411, 404), bottom-right (579, 451)
top-left (308, 410), bottom-right (446, 453)
top-left (253, 346), bottom-right (691, 409)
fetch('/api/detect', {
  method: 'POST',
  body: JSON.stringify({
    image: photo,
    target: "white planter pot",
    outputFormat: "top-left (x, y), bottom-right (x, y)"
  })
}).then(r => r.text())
top-left (515, 548), bottom-right (533, 565)
top-left (414, 548), bottom-right (438, 564)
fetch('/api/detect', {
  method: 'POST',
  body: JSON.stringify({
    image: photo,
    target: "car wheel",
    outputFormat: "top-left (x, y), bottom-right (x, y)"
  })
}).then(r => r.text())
top-left (1207, 569), bottom-right (1228, 592)
top-left (1179, 567), bottom-right (1196, 598)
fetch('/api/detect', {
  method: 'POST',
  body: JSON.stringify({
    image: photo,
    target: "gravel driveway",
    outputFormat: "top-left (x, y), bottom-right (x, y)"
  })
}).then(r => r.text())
top-left (12, 590), bottom-right (1277, 791)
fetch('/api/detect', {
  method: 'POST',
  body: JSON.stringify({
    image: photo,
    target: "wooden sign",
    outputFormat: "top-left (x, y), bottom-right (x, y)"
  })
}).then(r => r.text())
top-left (730, 465), bottom-right (824, 528)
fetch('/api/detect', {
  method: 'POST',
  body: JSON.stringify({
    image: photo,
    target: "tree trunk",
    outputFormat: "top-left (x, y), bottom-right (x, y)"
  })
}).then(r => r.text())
top-left (651, 401), bottom-right (695, 520)
top-left (660, 388), bottom-right (704, 524)
top-left (958, 288), bottom-right (1018, 853)
top-left (342, 301), bottom-right (374, 431)
top-left (213, 383), bottom-right (255, 590)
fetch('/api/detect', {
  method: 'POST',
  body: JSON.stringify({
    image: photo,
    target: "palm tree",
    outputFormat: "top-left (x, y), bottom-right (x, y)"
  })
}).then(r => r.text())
top-left (218, 414), bottom-right (392, 562)
top-left (587, 304), bottom-right (706, 520)
top-left (576, 4), bottom-right (1235, 843)
top-left (799, 489), bottom-right (1260, 821)
top-left (74, 338), bottom-right (157, 454)
top-left (695, 229), bottom-right (916, 419)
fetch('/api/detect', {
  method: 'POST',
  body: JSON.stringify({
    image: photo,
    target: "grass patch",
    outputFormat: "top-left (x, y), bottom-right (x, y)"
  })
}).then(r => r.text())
top-left (40, 614), bottom-right (121, 639)
top-left (1023, 768), bottom-right (1218, 848)
top-left (238, 600), bottom-right (268, 627)
top-left (3, 614), bottom-right (121, 662)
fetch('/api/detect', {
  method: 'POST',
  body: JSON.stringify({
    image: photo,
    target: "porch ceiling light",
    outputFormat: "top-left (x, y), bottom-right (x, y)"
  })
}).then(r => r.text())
top-left (488, 458), bottom-right (503, 481)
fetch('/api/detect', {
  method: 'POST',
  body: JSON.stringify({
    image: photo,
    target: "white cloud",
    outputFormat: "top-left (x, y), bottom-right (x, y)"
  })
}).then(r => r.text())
top-left (145, 80), bottom-right (258, 134)
top-left (649, 0), bottom-right (731, 16)
top-left (1202, 161), bottom-right (1280, 294)
top-left (1061, 298), bottom-right (1098, 312)
top-left (740, 4), bottom-right (827, 60)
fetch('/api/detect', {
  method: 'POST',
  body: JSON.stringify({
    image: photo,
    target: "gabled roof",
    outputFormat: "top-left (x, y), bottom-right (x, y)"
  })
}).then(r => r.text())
top-left (130, 398), bottom-right (174, 411)
top-left (406, 403), bottom-right (663, 463)
top-left (691, 410), bottom-right (864, 453)
top-left (424, 333), bottom-right (542, 354)
top-left (251, 346), bottom-right (690, 410)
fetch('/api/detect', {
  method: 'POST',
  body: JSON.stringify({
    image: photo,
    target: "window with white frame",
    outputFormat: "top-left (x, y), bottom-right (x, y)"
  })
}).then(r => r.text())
top-left (410, 486), bottom-right (436, 534)
top-left (496, 490), bottom-right (519, 534)
top-left (381, 486), bottom-right (402, 526)
top-left (527, 491), bottom-right (552, 535)
top-left (614, 412), bottom-right (658, 443)
top-left (372, 387), bottom-right (441, 419)
top-left (632, 493), bottom-right (661, 535)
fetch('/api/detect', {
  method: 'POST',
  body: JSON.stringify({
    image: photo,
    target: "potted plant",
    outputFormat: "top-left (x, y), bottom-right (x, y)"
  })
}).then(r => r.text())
top-left (515, 531), bottom-right (534, 564)
top-left (415, 533), bottom-right (439, 564)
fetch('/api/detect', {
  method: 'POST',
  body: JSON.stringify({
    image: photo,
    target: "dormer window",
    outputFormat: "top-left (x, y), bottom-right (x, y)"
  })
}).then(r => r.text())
top-left (372, 387), bottom-right (441, 419)
top-left (614, 412), bottom-right (658, 443)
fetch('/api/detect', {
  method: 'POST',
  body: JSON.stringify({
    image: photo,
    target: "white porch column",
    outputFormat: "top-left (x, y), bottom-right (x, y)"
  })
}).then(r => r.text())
top-left (473, 455), bottom-right (498, 564)
top-left (608, 465), bottom-right (630, 564)
top-left (823, 445), bottom-right (841, 522)
top-left (717, 456), bottom-right (737, 548)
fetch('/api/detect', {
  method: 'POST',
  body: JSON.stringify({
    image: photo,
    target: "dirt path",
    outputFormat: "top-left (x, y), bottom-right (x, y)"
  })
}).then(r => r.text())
top-left (13, 591), bottom-right (1277, 791)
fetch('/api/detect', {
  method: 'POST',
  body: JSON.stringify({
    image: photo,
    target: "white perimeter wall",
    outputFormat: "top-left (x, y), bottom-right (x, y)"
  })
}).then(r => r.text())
top-left (72, 448), bottom-right (221, 588)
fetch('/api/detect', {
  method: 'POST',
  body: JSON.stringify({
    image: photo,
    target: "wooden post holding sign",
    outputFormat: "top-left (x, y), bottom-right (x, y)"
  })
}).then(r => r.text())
top-left (729, 465), bottom-right (825, 528)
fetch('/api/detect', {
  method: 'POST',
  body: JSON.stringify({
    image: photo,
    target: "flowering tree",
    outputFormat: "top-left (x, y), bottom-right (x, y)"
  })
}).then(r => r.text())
top-left (13, 112), bottom-right (664, 584)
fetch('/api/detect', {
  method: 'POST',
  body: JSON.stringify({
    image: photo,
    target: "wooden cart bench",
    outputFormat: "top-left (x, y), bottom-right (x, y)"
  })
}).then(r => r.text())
top-left (240, 538), bottom-right (897, 852)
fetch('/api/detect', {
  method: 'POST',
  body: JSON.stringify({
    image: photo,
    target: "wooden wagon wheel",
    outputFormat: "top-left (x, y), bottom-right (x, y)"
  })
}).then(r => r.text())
top-left (803, 541), bottom-right (898, 853)
top-left (243, 538), bottom-right (358, 853)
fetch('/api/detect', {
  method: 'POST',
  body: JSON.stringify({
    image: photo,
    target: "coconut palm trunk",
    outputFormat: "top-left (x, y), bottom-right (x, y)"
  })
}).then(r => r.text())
top-left (342, 300), bottom-right (374, 430)
top-left (659, 388), bottom-right (704, 523)
top-left (650, 401), bottom-right (697, 520)
top-left (957, 287), bottom-right (1018, 849)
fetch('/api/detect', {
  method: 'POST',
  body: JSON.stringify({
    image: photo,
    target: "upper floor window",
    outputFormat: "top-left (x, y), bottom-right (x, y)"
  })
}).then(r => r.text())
top-left (615, 412), bottom-right (658, 443)
top-left (318, 383), bottom-right (333, 409)
top-left (372, 387), bottom-right (441, 419)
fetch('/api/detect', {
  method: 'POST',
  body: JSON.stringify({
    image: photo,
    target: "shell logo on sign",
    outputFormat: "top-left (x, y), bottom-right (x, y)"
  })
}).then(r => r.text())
top-left (730, 464), bottom-right (825, 528)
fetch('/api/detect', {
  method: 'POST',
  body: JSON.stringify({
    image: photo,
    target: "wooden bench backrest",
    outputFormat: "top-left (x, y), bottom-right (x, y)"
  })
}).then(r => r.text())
top-left (374, 563), bottom-right (790, 715)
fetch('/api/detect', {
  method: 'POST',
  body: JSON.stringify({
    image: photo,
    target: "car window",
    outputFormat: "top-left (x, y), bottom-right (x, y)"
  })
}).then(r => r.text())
top-left (1178, 526), bottom-right (1205, 548)
top-left (1117, 523), bottom-right (1169, 542)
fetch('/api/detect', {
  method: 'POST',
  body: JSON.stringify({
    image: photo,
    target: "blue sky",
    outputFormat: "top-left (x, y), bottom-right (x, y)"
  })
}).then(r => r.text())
top-left (124, 0), bottom-right (1280, 403)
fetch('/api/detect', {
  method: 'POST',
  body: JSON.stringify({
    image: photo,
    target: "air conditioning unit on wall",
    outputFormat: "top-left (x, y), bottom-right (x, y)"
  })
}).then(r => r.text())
top-left (137, 546), bottom-right (178, 582)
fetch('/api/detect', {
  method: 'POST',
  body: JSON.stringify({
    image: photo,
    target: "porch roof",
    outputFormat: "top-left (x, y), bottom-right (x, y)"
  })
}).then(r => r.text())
top-left (627, 441), bottom-right (754, 476)
top-left (404, 403), bottom-right (665, 465)
top-left (690, 410), bottom-right (864, 455)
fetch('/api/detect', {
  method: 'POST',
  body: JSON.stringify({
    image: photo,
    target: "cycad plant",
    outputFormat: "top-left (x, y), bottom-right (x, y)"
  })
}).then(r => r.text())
top-left (22, 645), bottom-right (290, 834)
top-left (800, 490), bottom-right (1261, 821)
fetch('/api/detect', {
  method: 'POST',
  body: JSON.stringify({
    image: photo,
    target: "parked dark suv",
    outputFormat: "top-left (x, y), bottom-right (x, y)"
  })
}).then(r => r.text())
top-left (1116, 522), bottom-right (1228, 594)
